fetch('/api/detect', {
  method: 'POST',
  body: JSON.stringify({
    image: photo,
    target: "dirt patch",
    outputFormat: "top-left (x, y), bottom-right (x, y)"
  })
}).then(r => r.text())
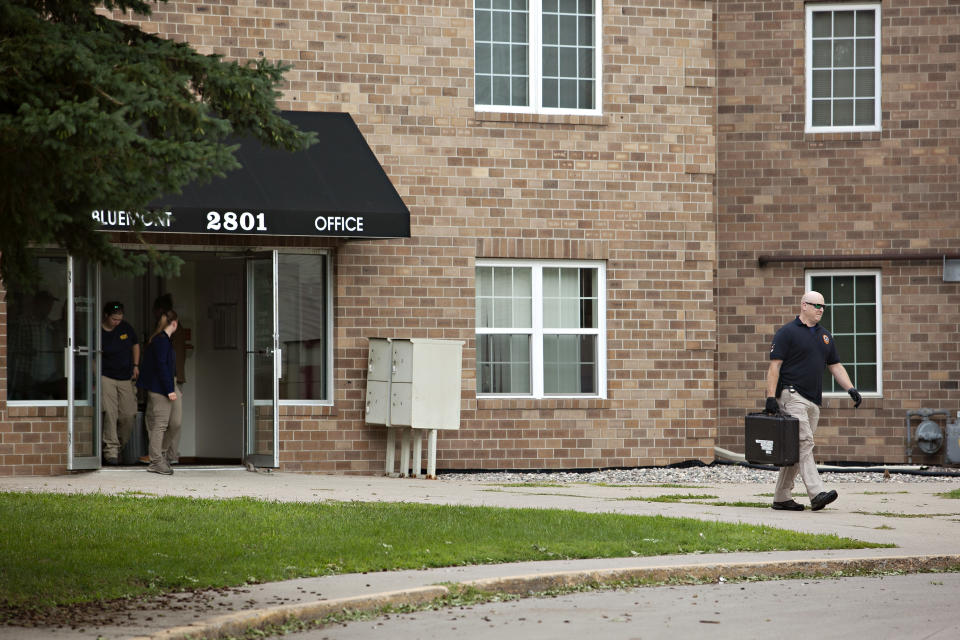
top-left (1, 586), bottom-right (251, 630)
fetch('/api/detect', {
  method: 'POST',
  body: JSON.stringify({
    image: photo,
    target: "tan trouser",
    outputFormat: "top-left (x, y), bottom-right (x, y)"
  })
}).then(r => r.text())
top-left (146, 385), bottom-right (182, 466)
top-left (774, 388), bottom-right (826, 502)
top-left (101, 376), bottom-right (137, 459)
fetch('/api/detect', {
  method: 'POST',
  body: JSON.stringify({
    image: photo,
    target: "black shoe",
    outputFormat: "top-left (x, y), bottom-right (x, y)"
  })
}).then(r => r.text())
top-left (103, 457), bottom-right (119, 466)
top-left (772, 499), bottom-right (804, 511)
top-left (811, 490), bottom-right (838, 511)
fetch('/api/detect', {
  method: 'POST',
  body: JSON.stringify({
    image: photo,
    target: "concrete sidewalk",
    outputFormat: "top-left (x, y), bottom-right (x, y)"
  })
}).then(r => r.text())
top-left (2, 467), bottom-right (959, 639)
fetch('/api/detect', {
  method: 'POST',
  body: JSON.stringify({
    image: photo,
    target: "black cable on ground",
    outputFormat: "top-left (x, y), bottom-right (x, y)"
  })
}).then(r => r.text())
top-left (714, 457), bottom-right (960, 478)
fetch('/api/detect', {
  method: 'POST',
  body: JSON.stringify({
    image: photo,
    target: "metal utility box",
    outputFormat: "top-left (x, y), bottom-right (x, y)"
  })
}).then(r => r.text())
top-left (946, 416), bottom-right (960, 465)
top-left (365, 337), bottom-right (464, 479)
top-left (365, 337), bottom-right (464, 430)
top-left (744, 412), bottom-right (800, 467)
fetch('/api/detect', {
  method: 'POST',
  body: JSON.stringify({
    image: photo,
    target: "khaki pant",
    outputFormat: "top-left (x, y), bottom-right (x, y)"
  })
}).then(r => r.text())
top-left (101, 376), bottom-right (137, 459)
top-left (146, 385), bottom-right (182, 466)
top-left (774, 388), bottom-right (826, 502)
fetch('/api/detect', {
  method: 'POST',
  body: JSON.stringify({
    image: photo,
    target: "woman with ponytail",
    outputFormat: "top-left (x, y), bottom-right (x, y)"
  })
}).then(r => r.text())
top-left (137, 310), bottom-right (182, 475)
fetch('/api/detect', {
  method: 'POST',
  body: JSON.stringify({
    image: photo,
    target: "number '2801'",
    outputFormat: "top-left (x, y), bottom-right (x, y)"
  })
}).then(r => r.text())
top-left (206, 211), bottom-right (268, 232)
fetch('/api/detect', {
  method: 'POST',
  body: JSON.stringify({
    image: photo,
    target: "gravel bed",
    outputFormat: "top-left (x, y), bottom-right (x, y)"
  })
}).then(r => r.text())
top-left (439, 463), bottom-right (960, 485)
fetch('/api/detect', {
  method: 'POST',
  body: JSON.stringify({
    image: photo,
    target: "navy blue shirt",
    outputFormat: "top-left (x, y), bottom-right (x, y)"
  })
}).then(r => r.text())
top-left (101, 320), bottom-right (138, 381)
top-left (770, 317), bottom-right (840, 406)
top-left (137, 333), bottom-right (177, 396)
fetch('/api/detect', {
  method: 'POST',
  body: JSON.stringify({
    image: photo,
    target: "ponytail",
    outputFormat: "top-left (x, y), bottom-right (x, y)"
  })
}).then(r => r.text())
top-left (148, 309), bottom-right (178, 344)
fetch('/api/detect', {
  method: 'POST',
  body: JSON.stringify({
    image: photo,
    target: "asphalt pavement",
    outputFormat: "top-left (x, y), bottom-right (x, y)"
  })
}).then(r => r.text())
top-left (1, 466), bottom-right (959, 640)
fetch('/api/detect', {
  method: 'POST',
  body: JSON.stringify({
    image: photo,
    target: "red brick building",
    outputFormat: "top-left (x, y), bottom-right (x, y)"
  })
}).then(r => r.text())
top-left (1, 1), bottom-right (956, 476)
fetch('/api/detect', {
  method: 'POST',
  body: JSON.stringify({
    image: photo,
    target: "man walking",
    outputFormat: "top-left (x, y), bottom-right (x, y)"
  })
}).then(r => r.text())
top-left (765, 291), bottom-right (862, 511)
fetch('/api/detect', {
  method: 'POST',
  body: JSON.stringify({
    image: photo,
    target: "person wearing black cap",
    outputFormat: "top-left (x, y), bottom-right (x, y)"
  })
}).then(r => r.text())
top-left (764, 291), bottom-right (862, 512)
top-left (100, 301), bottom-right (139, 465)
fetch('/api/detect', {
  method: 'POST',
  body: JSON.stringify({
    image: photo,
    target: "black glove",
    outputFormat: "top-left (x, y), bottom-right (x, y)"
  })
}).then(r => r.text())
top-left (765, 397), bottom-right (779, 414)
top-left (848, 387), bottom-right (862, 408)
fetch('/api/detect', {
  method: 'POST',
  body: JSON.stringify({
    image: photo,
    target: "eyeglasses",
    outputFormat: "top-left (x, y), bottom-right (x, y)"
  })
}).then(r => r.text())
top-left (803, 301), bottom-right (825, 310)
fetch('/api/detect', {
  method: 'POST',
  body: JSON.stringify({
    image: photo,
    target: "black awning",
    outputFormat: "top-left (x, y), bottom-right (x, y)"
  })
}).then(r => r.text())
top-left (93, 111), bottom-right (410, 238)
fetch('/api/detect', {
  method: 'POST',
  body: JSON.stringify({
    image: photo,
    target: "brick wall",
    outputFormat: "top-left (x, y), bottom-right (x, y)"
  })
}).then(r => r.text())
top-left (1, 1), bottom-right (720, 476)
top-left (716, 1), bottom-right (960, 464)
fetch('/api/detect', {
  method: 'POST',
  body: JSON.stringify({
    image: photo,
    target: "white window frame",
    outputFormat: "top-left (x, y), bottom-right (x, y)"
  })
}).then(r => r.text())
top-left (806, 269), bottom-right (883, 398)
top-left (476, 258), bottom-right (607, 398)
top-left (474, 0), bottom-right (603, 116)
top-left (805, 2), bottom-right (882, 133)
top-left (276, 250), bottom-right (335, 407)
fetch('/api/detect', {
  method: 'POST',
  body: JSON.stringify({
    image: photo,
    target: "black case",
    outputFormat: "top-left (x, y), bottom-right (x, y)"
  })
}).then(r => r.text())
top-left (744, 412), bottom-right (799, 466)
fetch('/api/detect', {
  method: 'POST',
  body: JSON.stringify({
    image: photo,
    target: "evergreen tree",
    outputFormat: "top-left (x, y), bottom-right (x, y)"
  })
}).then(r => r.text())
top-left (0, 0), bottom-right (314, 291)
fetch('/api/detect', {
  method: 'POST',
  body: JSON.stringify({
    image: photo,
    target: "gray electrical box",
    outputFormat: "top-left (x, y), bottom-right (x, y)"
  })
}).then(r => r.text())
top-left (365, 337), bottom-right (464, 430)
top-left (946, 417), bottom-right (960, 465)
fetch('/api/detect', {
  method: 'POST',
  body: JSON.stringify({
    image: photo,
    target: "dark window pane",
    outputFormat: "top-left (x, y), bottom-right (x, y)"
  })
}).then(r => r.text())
top-left (833, 40), bottom-right (854, 67)
top-left (578, 49), bottom-right (593, 78)
top-left (543, 46), bottom-right (558, 76)
top-left (855, 335), bottom-right (876, 363)
top-left (578, 16), bottom-right (593, 46)
top-left (834, 334), bottom-right (854, 361)
top-left (6, 257), bottom-right (69, 401)
top-left (559, 15), bottom-right (577, 46)
top-left (833, 69), bottom-right (853, 97)
top-left (854, 306), bottom-right (876, 333)
top-left (812, 12), bottom-right (831, 38)
top-left (832, 306), bottom-right (854, 333)
top-left (559, 78), bottom-right (577, 107)
top-left (492, 43), bottom-right (510, 74)
top-left (543, 78), bottom-right (558, 107)
top-left (476, 75), bottom-right (491, 104)
top-left (857, 365), bottom-right (877, 392)
top-left (855, 69), bottom-right (874, 97)
top-left (512, 44), bottom-right (528, 74)
top-left (812, 41), bottom-right (831, 68)
top-left (476, 43), bottom-right (491, 74)
top-left (855, 39), bottom-right (874, 67)
top-left (832, 276), bottom-right (854, 303)
top-left (812, 100), bottom-right (831, 126)
top-left (492, 75), bottom-right (510, 104)
top-left (543, 14), bottom-right (558, 45)
top-left (578, 80), bottom-right (593, 109)
top-left (855, 99), bottom-right (875, 126)
top-left (834, 11), bottom-right (854, 37)
top-left (512, 77), bottom-right (528, 105)
top-left (559, 46), bottom-right (577, 77)
top-left (476, 10), bottom-right (491, 41)
top-left (855, 9), bottom-right (875, 37)
top-left (834, 99), bottom-right (854, 125)
top-left (811, 276), bottom-right (830, 296)
top-left (855, 275), bottom-right (876, 303)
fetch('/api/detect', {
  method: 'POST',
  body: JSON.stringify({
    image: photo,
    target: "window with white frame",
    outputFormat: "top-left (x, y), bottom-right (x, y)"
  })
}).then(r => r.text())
top-left (476, 260), bottom-right (606, 397)
top-left (474, 0), bottom-right (602, 115)
top-left (805, 3), bottom-right (881, 132)
top-left (807, 270), bottom-right (882, 395)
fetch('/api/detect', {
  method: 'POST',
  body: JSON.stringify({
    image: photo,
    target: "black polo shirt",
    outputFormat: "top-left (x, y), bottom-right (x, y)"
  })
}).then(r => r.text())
top-left (101, 320), bottom-right (138, 381)
top-left (769, 316), bottom-right (839, 406)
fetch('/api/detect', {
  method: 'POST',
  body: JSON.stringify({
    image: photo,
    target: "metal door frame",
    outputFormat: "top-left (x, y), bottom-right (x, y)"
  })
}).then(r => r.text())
top-left (243, 250), bottom-right (280, 468)
top-left (67, 256), bottom-right (101, 470)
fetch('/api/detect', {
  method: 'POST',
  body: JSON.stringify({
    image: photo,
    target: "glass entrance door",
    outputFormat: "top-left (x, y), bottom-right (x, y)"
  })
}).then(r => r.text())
top-left (244, 251), bottom-right (279, 467)
top-left (67, 256), bottom-right (100, 470)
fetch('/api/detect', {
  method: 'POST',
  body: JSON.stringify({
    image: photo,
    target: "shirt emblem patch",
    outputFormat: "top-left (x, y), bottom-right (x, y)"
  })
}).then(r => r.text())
top-left (821, 335), bottom-right (830, 345)
top-left (120, 333), bottom-right (128, 340)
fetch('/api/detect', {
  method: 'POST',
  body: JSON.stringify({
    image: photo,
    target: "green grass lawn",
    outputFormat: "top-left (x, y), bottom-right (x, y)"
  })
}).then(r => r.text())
top-left (0, 491), bottom-right (890, 610)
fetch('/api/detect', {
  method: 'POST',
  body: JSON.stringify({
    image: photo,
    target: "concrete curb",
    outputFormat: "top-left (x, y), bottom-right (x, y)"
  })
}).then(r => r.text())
top-left (459, 554), bottom-right (960, 594)
top-left (137, 586), bottom-right (449, 640)
top-left (144, 554), bottom-right (960, 640)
